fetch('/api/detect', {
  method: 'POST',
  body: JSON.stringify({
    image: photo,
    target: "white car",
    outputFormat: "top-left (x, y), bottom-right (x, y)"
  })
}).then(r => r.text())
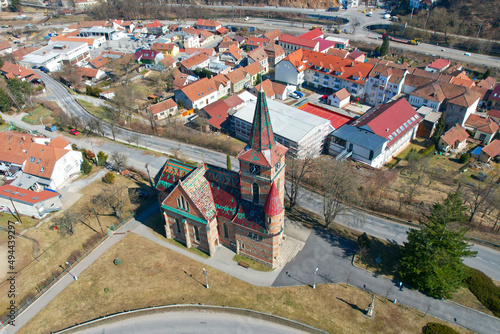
top-left (289, 92), bottom-right (299, 99)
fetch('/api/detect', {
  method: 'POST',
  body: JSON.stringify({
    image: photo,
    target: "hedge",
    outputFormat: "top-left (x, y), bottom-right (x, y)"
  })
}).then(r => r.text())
top-left (464, 268), bottom-right (500, 317)
top-left (421, 144), bottom-right (435, 156)
top-left (423, 322), bottom-right (459, 334)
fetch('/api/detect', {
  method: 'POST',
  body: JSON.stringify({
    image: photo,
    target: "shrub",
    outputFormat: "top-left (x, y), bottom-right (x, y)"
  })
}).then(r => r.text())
top-left (103, 172), bottom-right (115, 184)
top-left (423, 323), bottom-right (459, 334)
top-left (465, 268), bottom-right (500, 317)
top-left (113, 258), bottom-right (122, 265)
top-left (81, 159), bottom-right (92, 174)
top-left (459, 153), bottom-right (470, 164)
top-left (421, 144), bottom-right (435, 156)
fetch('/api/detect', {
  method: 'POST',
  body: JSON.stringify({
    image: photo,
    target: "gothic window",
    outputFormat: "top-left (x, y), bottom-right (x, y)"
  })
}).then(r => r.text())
top-left (194, 225), bottom-right (200, 242)
top-left (252, 182), bottom-right (259, 204)
top-left (175, 218), bottom-right (181, 233)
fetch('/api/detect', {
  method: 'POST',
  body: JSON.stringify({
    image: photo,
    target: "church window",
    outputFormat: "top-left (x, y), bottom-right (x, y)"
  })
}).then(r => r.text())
top-left (194, 225), bottom-right (200, 242)
top-left (175, 218), bottom-right (182, 233)
top-left (252, 183), bottom-right (260, 204)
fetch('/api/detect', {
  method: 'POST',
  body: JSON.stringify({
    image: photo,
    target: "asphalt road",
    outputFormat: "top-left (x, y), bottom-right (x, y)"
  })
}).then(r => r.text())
top-left (30, 72), bottom-right (500, 283)
top-left (66, 311), bottom-right (311, 334)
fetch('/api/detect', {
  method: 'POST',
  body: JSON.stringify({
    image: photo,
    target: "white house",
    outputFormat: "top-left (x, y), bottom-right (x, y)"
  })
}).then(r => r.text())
top-left (174, 78), bottom-right (218, 110)
top-left (328, 88), bottom-right (351, 108)
top-left (365, 64), bottom-right (407, 107)
top-left (145, 98), bottom-right (178, 120)
top-left (0, 185), bottom-right (62, 219)
top-left (274, 49), bottom-right (307, 86)
top-left (19, 41), bottom-right (90, 72)
top-left (0, 41), bottom-right (12, 56)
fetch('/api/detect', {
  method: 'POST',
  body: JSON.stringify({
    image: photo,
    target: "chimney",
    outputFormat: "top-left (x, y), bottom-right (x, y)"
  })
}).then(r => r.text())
top-left (351, 62), bottom-right (354, 67)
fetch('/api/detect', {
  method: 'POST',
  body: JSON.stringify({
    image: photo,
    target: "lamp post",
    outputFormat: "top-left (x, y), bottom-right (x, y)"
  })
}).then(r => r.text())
top-left (313, 267), bottom-right (319, 289)
top-left (39, 116), bottom-right (44, 127)
top-left (65, 261), bottom-right (78, 281)
top-left (203, 268), bottom-right (209, 289)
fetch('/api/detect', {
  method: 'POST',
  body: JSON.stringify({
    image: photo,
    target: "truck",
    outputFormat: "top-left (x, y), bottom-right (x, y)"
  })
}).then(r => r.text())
top-left (45, 124), bottom-right (57, 132)
top-left (327, 7), bottom-right (340, 12)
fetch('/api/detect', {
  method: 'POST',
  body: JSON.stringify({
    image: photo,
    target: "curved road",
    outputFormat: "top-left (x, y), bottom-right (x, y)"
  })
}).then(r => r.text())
top-left (64, 311), bottom-right (311, 334)
top-left (37, 70), bottom-right (500, 282)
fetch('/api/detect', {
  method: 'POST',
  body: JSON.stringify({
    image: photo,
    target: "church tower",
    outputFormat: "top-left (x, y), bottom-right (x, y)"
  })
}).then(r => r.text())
top-left (237, 86), bottom-right (288, 206)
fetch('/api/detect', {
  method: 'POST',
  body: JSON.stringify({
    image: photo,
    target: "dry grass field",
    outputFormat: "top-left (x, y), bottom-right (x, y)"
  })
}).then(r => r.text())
top-left (19, 233), bottom-right (471, 334)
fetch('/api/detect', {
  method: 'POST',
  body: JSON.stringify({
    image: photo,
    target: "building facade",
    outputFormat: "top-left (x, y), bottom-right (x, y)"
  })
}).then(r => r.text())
top-left (157, 89), bottom-right (288, 268)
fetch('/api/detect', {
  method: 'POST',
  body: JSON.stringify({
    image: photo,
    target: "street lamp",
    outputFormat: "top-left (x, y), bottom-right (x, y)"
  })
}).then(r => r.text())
top-left (202, 268), bottom-right (209, 289)
top-left (394, 281), bottom-right (402, 304)
top-left (313, 267), bottom-right (319, 289)
top-left (39, 116), bottom-right (44, 127)
top-left (65, 261), bottom-right (78, 281)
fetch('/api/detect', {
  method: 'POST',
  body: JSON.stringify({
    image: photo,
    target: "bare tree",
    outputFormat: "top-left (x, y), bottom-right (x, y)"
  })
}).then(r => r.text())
top-left (321, 159), bottom-right (358, 228)
top-left (109, 122), bottom-right (121, 141)
top-left (111, 152), bottom-right (128, 172)
top-left (464, 175), bottom-right (499, 224)
top-left (99, 184), bottom-right (131, 218)
top-left (285, 154), bottom-right (315, 211)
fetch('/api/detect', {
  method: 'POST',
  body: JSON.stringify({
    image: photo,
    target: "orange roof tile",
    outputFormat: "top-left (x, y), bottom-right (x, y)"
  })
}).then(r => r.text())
top-left (0, 132), bottom-right (35, 165)
top-left (0, 41), bottom-right (11, 51)
top-left (48, 134), bottom-right (71, 149)
top-left (440, 124), bottom-right (469, 146)
top-left (465, 114), bottom-right (499, 134)
top-left (147, 98), bottom-right (177, 115)
top-left (180, 77), bottom-right (217, 102)
top-left (225, 67), bottom-right (248, 85)
top-left (482, 139), bottom-right (500, 158)
top-left (24, 143), bottom-right (69, 178)
top-left (245, 61), bottom-right (263, 76)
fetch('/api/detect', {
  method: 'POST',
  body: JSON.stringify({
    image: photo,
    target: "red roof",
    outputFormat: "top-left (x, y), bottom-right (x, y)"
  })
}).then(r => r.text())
top-left (482, 139), bottom-right (500, 158)
top-left (298, 28), bottom-right (324, 40)
top-left (147, 20), bottom-right (164, 28)
top-left (0, 185), bottom-right (59, 205)
top-left (279, 34), bottom-right (318, 49)
top-left (264, 181), bottom-right (283, 216)
top-left (428, 58), bottom-right (451, 70)
top-left (440, 124), bottom-right (469, 146)
top-left (134, 50), bottom-right (160, 61)
top-left (202, 100), bottom-right (230, 130)
top-left (196, 19), bottom-right (221, 27)
top-left (465, 114), bottom-right (499, 134)
top-left (488, 109), bottom-right (500, 119)
top-left (246, 37), bottom-right (269, 47)
top-left (355, 98), bottom-right (422, 148)
top-left (299, 103), bottom-right (353, 129)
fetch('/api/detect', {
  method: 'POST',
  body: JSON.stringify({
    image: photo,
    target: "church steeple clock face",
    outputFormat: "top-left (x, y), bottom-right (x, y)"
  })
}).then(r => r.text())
top-left (249, 164), bottom-right (261, 175)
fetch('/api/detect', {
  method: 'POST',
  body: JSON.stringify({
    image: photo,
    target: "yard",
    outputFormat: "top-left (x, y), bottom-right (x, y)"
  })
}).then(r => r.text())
top-left (0, 171), bottom-right (154, 323)
top-left (21, 104), bottom-right (55, 125)
top-left (18, 233), bottom-right (470, 334)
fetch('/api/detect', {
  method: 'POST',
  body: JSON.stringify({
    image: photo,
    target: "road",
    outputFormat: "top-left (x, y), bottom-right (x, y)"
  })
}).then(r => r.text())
top-left (64, 311), bottom-right (311, 334)
top-left (26, 72), bottom-right (500, 283)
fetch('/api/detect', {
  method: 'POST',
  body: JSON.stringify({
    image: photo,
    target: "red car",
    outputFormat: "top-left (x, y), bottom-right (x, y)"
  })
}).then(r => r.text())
top-left (321, 95), bottom-right (328, 100)
top-left (69, 129), bottom-right (80, 136)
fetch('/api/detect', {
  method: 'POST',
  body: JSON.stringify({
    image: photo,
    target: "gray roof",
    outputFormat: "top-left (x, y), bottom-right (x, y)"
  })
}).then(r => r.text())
top-left (234, 91), bottom-right (331, 144)
top-left (331, 124), bottom-right (387, 151)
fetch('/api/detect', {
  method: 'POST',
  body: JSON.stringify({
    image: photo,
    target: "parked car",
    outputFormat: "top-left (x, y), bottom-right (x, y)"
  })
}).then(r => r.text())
top-left (464, 53), bottom-right (471, 56)
top-left (289, 92), bottom-right (299, 99)
top-left (69, 129), bottom-right (80, 136)
top-left (45, 124), bottom-right (57, 132)
top-left (294, 91), bottom-right (304, 98)
top-left (321, 95), bottom-right (328, 100)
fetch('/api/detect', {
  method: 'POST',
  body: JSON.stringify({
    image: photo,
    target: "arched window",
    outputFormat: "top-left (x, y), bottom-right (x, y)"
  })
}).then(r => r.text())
top-left (194, 225), bottom-right (200, 242)
top-left (175, 218), bottom-right (181, 233)
top-left (252, 182), bottom-right (259, 204)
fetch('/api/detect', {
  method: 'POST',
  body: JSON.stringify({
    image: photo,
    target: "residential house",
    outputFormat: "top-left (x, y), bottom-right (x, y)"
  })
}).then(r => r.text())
top-left (145, 98), bottom-right (178, 121)
top-left (477, 76), bottom-right (497, 90)
top-left (11, 47), bottom-right (39, 61)
top-left (263, 29), bottom-right (282, 42)
top-left (327, 48), bottom-right (350, 58)
top-left (151, 42), bottom-right (180, 56)
top-left (365, 64), bottom-right (407, 106)
top-left (264, 43), bottom-right (285, 69)
top-left (1, 62), bottom-right (41, 83)
top-left (199, 30), bottom-right (216, 45)
top-left (180, 52), bottom-right (210, 74)
top-left (216, 26), bottom-right (229, 35)
top-left (247, 47), bottom-right (269, 74)
top-left (479, 139), bottom-right (500, 162)
top-left (233, 34), bottom-right (246, 46)
top-left (195, 19), bottom-right (222, 32)
top-left (245, 62), bottom-right (266, 86)
top-left (464, 114), bottom-right (499, 145)
top-left (274, 49), bottom-right (307, 86)
top-left (488, 84), bottom-right (500, 109)
top-left (487, 109), bottom-right (500, 125)
top-left (217, 40), bottom-right (238, 53)
top-left (0, 185), bottom-right (62, 219)
top-left (172, 69), bottom-right (198, 90)
top-left (253, 79), bottom-right (288, 100)
top-left (278, 34), bottom-right (319, 56)
top-left (157, 89), bottom-right (288, 268)
top-left (183, 34), bottom-right (201, 49)
top-left (426, 59), bottom-right (451, 73)
top-left (75, 67), bottom-right (107, 81)
top-left (246, 37), bottom-right (270, 51)
top-left (329, 98), bottom-right (423, 168)
top-left (159, 55), bottom-right (176, 70)
top-left (199, 95), bottom-right (244, 132)
top-left (213, 73), bottom-right (231, 98)
top-left (89, 55), bottom-right (109, 69)
top-left (0, 41), bottom-right (12, 56)
top-left (174, 77), bottom-right (218, 110)
top-left (346, 51), bottom-right (365, 62)
top-left (19, 41), bottom-right (90, 72)
top-left (99, 91), bottom-right (115, 100)
top-left (416, 106), bottom-right (441, 138)
top-left (112, 19), bottom-right (135, 33)
top-left (327, 88), bottom-right (351, 108)
top-left (220, 44), bottom-right (243, 66)
top-left (226, 67), bottom-right (251, 93)
top-left (147, 20), bottom-right (168, 35)
top-left (438, 124), bottom-right (469, 152)
top-left (134, 50), bottom-right (164, 65)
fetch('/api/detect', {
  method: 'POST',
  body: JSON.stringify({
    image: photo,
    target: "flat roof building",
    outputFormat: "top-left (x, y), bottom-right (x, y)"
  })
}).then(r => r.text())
top-left (19, 41), bottom-right (90, 72)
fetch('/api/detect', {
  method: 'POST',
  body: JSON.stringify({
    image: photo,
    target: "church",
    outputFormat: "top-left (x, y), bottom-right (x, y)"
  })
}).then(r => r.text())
top-left (156, 88), bottom-right (288, 268)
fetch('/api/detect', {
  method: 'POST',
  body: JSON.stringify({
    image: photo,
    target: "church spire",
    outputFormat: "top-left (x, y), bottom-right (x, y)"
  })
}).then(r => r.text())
top-left (248, 83), bottom-right (276, 152)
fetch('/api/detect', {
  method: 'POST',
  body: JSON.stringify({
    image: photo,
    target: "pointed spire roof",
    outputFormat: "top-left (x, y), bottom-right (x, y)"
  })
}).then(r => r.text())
top-left (248, 88), bottom-right (276, 152)
top-left (264, 181), bottom-right (283, 216)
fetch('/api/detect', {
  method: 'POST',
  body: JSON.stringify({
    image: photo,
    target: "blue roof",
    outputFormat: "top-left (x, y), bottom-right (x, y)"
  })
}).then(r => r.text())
top-left (331, 125), bottom-right (387, 151)
top-left (471, 146), bottom-right (483, 157)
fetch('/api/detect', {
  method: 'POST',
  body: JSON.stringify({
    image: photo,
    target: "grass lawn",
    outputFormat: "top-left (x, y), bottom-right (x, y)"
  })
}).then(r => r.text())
top-left (76, 99), bottom-right (111, 122)
top-left (21, 105), bottom-right (55, 125)
top-left (0, 123), bottom-right (11, 131)
top-left (233, 254), bottom-right (274, 272)
top-left (18, 233), bottom-right (471, 334)
top-left (0, 172), bottom-right (154, 321)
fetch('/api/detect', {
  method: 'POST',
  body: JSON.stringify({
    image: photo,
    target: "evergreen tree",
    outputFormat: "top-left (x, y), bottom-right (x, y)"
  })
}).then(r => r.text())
top-left (483, 69), bottom-right (491, 79)
top-left (81, 159), bottom-right (92, 174)
top-left (0, 88), bottom-right (12, 112)
top-left (226, 154), bottom-right (232, 171)
top-left (380, 33), bottom-right (390, 57)
top-left (97, 151), bottom-right (108, 166)
top-left (431, 113), bottom-right (445, 145)
top-left (399, 192), bottom-right (477, 299)
top-left (9, 0), bottom-right (20, 12)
